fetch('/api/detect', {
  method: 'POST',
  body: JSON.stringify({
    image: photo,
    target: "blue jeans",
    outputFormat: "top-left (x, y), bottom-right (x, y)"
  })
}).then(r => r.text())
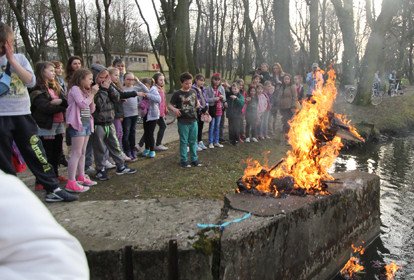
top-left (178, 121), bottom-right (198, 164)
top-left (122, 115), bottom-right (138, 155)
top-left (208, 115), bottom-right (221, 144)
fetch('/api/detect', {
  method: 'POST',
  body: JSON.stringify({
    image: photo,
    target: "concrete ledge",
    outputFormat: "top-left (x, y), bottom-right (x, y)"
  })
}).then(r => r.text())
top-left (48, 171), bottom-right (380, 280)
top-left (48, 198), bottom-right (223, 279)
top-left (220, 171), bottom-right (380, 280)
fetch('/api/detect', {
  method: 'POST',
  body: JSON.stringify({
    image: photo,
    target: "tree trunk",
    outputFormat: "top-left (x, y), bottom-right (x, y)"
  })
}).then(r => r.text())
top-left (103, 0), bottom-right (112, 66)
top-left (217, 0), bottom-right (227, 74)
top-left (331, 0), bottom-right (357, 89)
top-left (6, 0), bottom-right (39, 62)
top-left (153, 0), bottom-right (174, 90)
top-left (408, 41), bottom-right (414, 84)
top-left (95, 0), bottom-right (112, 66)
top-left (135, 0), bottom-right (164, 74)
top-left (225, 0), bottom-right (236, 79)
top-left (273, 0), bottom-right (293, 73)
top-left (50, 0), bottom-right (70, 63)
top-left (193, 0), bottom-right (202, 73)
top-left (185, 5), bottom-right (196, 75)
top-left (68, 0), bottom-right (83, 58)
top-left (356, 0), bottom-right (403, 105)
top-left (243, 0), bottom-right (264, 65)
top-left (159, 0), bottom-right (192, 88)
top-left (81, 2), bottom-right (91, 67)
top-left (365, 0), bottom-right (373, 28)
top-left (309, 0), bottom-right (319, 64)
top-left (242, 22), bottom-right (250, 80)
top-left (321, 0), bottom-right (327, 65)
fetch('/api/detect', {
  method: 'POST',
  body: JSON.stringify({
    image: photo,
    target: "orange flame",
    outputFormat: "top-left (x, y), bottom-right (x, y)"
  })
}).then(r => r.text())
top-left (340, 243), bottom-right (365, 278)
top-left (241, 68), bottom-right (363, 195)
top-left (385, 262), bottom-right (400, 280)
top-left (340, 257), bottom-right (365, 278)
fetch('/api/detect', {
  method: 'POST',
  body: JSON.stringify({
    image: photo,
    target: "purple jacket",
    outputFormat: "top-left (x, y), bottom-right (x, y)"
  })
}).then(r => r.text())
top-left (66, 86), bottom-right (96, 132)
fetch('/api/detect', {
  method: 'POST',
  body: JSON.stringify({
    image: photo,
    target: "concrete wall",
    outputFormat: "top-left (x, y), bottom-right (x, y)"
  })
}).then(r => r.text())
top-left (49, 171), bottom-right (380, 280)
top-left (221, 171), bottom-right (380, 280)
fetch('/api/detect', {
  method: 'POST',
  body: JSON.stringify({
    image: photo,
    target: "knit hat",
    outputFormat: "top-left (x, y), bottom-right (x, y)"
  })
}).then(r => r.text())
top-left (90, 63), bottom-right (107, 84)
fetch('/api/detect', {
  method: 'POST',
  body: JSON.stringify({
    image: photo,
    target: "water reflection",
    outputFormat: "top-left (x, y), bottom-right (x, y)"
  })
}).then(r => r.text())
top-left (332, 135), bottom-right (414, 279)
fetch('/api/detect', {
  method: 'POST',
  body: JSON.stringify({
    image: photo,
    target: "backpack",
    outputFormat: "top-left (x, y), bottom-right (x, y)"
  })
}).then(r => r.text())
top-left (0, 62), bottom-right (11, 97)
top-left (138, 97), bottom-right (150, 117)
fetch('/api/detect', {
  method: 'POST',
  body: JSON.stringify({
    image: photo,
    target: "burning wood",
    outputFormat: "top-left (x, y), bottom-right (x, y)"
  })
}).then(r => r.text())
top-left (238, 68), bottom-right (364, 197)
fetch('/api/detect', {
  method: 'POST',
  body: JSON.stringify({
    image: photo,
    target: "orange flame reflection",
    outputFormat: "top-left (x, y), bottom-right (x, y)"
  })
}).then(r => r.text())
top-left (385, 262), bottom-right (400, 280)
top-left (241, 68), bottom-right (363, 195)
top-left (340, 257), bottom-right (365, 278)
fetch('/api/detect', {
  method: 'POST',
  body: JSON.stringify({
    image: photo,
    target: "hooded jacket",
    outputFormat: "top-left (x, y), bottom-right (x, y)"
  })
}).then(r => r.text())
top-left (29, 86), bottom-right (67, 129)
top-left (90, 64), bottom-right (137, 125)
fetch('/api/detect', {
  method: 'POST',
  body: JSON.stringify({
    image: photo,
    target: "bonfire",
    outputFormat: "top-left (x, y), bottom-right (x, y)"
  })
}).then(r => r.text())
top-left (238, 68), bottom-right (364, 197)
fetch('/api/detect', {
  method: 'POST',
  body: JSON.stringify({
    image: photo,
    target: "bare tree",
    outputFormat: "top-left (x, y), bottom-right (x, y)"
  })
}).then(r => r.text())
top-left (357, 0), bottom-right (403, 104)
top-left (273, 0), bottom-right (293, 73)
top-left (6, 0), bottom-right (39, 62)
top-left (68, 0), bottom-right (83, 58)
top-left (331, 0), bottom-right (358, 88)
top-left (308, 0), bottom-right (319, 64)
top-left (50, 0), bottom-right (70, 62)
top-left (95, 0), bottom-right (112, 66)
top-left (135, 0), bottom-right (164, 74)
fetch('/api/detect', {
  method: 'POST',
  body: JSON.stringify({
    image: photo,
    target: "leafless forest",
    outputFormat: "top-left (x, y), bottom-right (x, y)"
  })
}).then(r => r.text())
top-left (0, 0), bottom-right (411, 103)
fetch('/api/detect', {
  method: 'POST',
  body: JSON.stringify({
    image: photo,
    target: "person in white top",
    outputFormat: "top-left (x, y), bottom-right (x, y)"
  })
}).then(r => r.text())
top-left (0, 170), bottom-right (89, 279)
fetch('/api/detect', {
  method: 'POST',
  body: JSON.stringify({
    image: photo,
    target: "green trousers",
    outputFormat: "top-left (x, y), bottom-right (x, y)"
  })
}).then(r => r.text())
top-left (178, 121), bottom-right (198, 164)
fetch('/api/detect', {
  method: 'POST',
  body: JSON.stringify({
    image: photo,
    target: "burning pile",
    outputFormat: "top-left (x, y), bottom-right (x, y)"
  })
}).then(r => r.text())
top-left (238, 68), bottom-right (364, 197)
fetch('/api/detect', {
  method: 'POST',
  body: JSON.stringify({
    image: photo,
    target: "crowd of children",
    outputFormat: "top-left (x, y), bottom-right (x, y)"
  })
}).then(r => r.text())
top-left (1, 22), bottom-right (315, 203)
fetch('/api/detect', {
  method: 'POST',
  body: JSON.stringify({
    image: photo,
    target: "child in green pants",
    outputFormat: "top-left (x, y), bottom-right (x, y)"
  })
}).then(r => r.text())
top-left (169, 72), bottom-right (202, 167)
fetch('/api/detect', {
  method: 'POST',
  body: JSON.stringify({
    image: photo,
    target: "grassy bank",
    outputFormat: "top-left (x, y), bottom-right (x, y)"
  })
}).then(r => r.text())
top-left (335, 86), bottom-right (414, 137)
top-left (81, 137), bottom-right (287, 201)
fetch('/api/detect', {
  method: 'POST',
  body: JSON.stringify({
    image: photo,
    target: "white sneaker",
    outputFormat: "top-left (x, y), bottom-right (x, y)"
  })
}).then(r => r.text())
top-left (154, 145), bottom-right (168, 151)
top-left (85, 166), bottom-right (96, 175)
top-left (197, 146), bottom-right (203, 152)
top-left (187, 146), bottom-right (190, 152)
top-left (209, 143), bottom-right (215, 149)
top-left (214, 143), bottom-right (224, 148)
top-left (199, 141), bottom-right (208, 150)
top-left (245, 137), bottom-right (250, 143)
top-left (135, 144), bottom-right (144, 153)
top-left (252, 137), bottom-right (258, 143)
top-left (121, 152), bottom-right (132, 162)
top-left (104, 160), bottom-right (116, 169)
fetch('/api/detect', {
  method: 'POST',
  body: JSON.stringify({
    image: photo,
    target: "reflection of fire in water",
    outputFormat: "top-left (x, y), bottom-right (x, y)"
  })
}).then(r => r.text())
top-left (238, 68), bottom-right (364, 197)
top-left (340, 243), bottom-right (365, 278)
top-left (385, 262), bottom-right (400, 280)
top-left (340, 243), bottom-right (401, 279)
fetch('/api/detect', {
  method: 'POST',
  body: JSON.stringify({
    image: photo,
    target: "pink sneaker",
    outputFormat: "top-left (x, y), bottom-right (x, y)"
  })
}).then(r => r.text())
top-left (65, 180), bottom-right (90, 193)
top-left (76, 175), bottom-right (97, 187)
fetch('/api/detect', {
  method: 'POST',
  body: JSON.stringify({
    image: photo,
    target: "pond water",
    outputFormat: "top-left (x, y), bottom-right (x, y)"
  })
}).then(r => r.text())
top-left (331, 134), bottom-right (414, 279)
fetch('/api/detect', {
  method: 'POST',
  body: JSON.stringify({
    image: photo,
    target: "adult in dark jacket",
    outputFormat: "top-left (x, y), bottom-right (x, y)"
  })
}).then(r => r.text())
top-left (30, 61), bottom-right (68, 186)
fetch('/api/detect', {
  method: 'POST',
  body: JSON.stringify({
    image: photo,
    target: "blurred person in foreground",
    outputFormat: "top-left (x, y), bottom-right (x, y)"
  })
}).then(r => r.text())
top-left (0, 170), bottom-right (89, 279)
